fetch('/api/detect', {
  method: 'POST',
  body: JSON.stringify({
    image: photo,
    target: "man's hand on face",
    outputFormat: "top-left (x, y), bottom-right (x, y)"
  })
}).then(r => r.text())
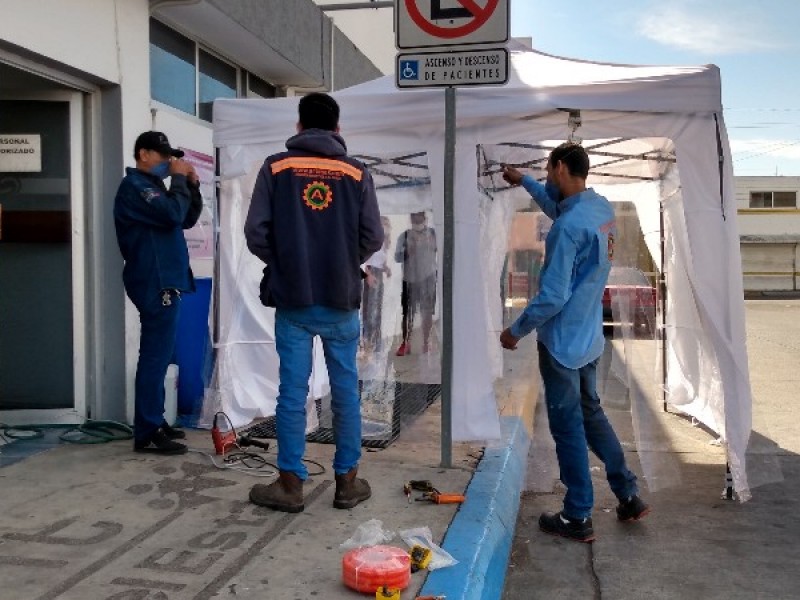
top-left (186, 164), bottom-right (200, 186)
top-left (500, 328), bottom-right (519, 350)
top-left (501, 165), bottom-right (524, 186)
top-left (169, 158), bottom-right (193, 178)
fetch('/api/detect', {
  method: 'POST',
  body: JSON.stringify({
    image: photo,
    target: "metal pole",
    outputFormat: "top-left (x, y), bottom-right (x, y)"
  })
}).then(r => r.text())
top-left (660, 197), bottom-right (668, 412)
top-left (441, 86), bottom-right (455, 468)
top-left (725, 463), bottom-right (734, 500)
top-left (213, 148), bottom-right (221, 347)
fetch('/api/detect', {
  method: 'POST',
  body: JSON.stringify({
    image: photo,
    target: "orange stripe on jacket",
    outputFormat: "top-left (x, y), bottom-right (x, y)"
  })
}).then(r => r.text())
top-left (271, 157), bottom-right (363, 181)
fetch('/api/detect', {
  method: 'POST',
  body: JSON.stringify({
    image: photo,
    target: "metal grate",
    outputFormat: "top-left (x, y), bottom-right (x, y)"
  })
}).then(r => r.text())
top-left (242, 381), bottom-right (441, 449)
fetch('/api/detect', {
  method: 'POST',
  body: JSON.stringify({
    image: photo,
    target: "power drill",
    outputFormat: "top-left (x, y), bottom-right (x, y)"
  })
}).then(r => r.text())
top-left (211, 413), bottom-right (237, 454)
top-left (210, 414), bottom-right (271, 455)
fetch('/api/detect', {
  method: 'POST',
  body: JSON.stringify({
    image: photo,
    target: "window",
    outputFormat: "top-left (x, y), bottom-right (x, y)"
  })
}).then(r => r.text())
top-left (149, 19), bottom-right (276, 122)
top-left (198, 50), bottom-right (237, 122)
top-left (749, 191), bottom-right (797, 208)
top-left (150, 19), bottom-right (196, 115)
top-left (246, 72), bottom-right (277, 99)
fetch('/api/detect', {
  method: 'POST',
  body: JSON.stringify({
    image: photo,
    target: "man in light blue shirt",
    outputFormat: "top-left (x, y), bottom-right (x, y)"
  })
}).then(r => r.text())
top-left (501, 143), bottom-right (649, 542)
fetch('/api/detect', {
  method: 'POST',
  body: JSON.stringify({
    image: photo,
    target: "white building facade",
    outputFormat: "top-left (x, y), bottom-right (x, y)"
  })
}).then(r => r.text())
top-left (0, 0), bottom-right (381, 426)
top-left (736, 176), bottom-right (800, 292)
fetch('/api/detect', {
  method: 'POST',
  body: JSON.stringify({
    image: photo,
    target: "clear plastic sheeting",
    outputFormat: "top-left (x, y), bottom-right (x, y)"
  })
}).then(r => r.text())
top-left (202, 149), bottom-right (442, 448)
top-left (482, 141), bottom-right (682, 494)
top-left (484, 138), bottom-right (779, 499)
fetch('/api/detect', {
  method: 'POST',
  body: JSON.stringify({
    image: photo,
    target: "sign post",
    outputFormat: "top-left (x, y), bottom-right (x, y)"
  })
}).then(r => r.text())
top-left (395, 1), bottom-right (509, 468)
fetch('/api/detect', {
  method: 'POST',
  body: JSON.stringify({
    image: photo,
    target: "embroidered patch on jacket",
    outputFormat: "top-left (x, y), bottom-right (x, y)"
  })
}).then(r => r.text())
top-left (303, 181), bottom-right (333, 211)
top-left (141, 188), bottom-right (161, 203)
top-left (272, 157), bottom-right (362, 181)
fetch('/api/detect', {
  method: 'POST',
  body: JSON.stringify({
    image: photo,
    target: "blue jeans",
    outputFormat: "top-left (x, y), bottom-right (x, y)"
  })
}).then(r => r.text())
top-left (134, 290), bottom-right (181, 442)
top-left (274, 306), bottom-right (362, 479)
top-left (538, 342), bottom-right (638, 519)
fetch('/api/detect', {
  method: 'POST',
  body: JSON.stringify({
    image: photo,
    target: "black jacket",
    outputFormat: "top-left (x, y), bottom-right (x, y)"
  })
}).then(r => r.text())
top-left (114, 168), bottom-right (203, 307)
top-left (244, 129), bottom-right (383, 310)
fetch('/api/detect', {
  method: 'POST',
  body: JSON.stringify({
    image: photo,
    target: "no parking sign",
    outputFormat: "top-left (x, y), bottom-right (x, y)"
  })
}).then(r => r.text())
top-left (396, 0), bottom-right (509, 49)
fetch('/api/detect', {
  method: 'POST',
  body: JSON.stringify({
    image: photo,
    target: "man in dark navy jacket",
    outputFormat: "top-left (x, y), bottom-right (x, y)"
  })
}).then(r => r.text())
top-left (245, 93), bottom-right (383, 513)
top-left (114, 131), bottom-right (202, 454)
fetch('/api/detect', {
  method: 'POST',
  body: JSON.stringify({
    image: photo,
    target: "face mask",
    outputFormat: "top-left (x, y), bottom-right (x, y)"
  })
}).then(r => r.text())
top-left (545, 181), bottom-right (563, 203)
top-left (412, 223), bottom-right (425, 232)
top-left (151, 161), bottom-right (170, 179)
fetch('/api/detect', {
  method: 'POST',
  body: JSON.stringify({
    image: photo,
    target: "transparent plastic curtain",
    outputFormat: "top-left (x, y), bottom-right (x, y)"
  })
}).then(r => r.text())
top-left (477, 140), bottom-right (686, 494)
top-left (203, 147), bottom-right (442, 446)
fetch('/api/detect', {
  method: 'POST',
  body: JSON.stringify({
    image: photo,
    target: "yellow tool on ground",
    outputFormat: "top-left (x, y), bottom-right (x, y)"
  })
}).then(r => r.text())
top-left (376, 586), bottom-right (400, 599)
top-left (409, 545), bottom-right (432, 573)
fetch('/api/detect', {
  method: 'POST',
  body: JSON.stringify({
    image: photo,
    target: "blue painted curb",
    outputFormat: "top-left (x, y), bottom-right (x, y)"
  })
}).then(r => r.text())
top-left (420, 415), bottom-right (530, 600)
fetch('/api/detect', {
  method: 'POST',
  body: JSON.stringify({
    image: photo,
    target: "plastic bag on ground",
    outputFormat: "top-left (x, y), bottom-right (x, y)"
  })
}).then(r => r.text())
top-left (340, 518), bottom-right (395, 550)
top-left (398, 526), bottom-right (458, 570)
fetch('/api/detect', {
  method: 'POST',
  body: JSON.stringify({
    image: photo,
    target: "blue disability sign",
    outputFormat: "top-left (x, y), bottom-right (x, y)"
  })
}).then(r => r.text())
top-left (399, 60), bottom-right (419, 80)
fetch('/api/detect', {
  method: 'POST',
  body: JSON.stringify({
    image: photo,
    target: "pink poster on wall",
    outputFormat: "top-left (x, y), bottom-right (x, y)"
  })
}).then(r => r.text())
top-left (180, 147), bottom-right (214, 260)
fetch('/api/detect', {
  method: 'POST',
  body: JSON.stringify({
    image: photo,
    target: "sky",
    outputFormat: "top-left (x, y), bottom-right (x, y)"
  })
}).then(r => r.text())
top-left (509, 0), bottom-right (800, 176)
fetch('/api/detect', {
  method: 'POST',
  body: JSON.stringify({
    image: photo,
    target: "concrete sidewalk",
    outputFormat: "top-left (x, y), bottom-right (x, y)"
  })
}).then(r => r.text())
top-left (0, 400), bottom-right (480, 600)
top-left (4, 298), bottom-right (796, 600)
top-left (503, 299), bottom-right (800, 600)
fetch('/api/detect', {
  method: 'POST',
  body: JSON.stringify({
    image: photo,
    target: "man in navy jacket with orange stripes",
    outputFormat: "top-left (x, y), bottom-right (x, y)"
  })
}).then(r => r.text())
top-left (245, 93), bottom-right (383, 513)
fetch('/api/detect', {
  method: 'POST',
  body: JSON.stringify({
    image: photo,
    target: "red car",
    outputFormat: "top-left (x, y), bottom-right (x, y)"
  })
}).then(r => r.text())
top-left (602, 267), bottom-right (658, 334)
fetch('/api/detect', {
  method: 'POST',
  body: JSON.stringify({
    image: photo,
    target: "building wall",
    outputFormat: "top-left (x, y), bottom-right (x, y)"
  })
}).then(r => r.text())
top-left (0, 0), bottom-right (125, 83)
top-left (0, 0), bottom-right (382, 423)
top-left (736, 176), bottom-right (800, 291)
top-left (314, 0), bottom-right (396, 75)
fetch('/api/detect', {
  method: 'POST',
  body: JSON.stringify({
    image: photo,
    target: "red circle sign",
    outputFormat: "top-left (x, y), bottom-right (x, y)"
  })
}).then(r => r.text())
top-left (406, 0), bottom-right (500, 39)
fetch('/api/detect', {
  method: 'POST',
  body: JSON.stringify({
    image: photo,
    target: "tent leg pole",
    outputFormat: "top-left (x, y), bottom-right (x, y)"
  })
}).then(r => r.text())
top-left (725, 462), bottom-right (734, 500)
top-left (213, 147), bottom-right (221, 348)
top-left (440, 86), bottom-right (455, 469)
top-left (660, 197), bottom-right (668, 413)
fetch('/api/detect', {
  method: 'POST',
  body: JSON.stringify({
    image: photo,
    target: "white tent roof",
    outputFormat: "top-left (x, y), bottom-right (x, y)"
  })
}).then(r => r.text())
top-left (213, 47), bottom-right (753, 499)
top-left (215, 48), bottom-right (722, 149)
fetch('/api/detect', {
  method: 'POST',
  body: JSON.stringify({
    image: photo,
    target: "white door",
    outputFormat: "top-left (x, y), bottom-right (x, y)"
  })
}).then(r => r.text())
top-left (0, 91), bottom-right (87, 425)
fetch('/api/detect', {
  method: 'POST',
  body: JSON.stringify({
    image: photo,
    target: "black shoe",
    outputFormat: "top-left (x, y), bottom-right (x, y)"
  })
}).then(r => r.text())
top-left (539, 511), bottom-right (595, 542)
top-left (161, 422), bottom-right (186, 440)
top-left (616, 495), bottom-right (650, 522)
top-left (134, 429), bottom-right (187, 455)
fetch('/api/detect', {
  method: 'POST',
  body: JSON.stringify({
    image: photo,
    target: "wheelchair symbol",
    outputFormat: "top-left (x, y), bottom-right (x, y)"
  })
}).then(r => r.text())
top-left (400, 60), bottom-right (419, 80)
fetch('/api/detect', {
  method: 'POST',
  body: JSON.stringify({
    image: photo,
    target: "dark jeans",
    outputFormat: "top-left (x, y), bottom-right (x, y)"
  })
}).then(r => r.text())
top-left (134, 290), bottom-right (181, 442)
top-left (538, 342), bottom-right (638, 519)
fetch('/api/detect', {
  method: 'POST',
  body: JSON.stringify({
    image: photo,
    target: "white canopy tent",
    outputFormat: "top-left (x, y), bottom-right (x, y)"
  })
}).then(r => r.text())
top-left (212, 47), bottom-right (754, 499)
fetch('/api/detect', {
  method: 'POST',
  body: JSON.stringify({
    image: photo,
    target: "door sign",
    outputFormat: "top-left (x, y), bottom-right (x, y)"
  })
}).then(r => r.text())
top-left (0, 134), bottom-right (42, 172)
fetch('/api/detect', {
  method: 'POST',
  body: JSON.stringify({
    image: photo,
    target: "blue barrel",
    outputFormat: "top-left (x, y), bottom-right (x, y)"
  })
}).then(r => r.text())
top-left (174, 277), bottom-right (213, 426)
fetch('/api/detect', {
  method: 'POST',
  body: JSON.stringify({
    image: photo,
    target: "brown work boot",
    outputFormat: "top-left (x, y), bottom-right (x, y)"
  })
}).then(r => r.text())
top-left (249, 471), bottom-right (304, 513)
top-left (334, 467), bottom-right (372, 509)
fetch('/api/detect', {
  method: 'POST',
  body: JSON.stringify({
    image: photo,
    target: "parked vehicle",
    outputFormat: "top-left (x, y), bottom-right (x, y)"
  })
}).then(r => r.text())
top-left (602, 266), bottom-right (657, 335)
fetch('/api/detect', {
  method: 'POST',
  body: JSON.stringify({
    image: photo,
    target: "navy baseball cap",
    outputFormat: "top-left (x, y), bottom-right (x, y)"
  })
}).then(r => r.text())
top-left (134, 131), bottom-right (184, 158)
